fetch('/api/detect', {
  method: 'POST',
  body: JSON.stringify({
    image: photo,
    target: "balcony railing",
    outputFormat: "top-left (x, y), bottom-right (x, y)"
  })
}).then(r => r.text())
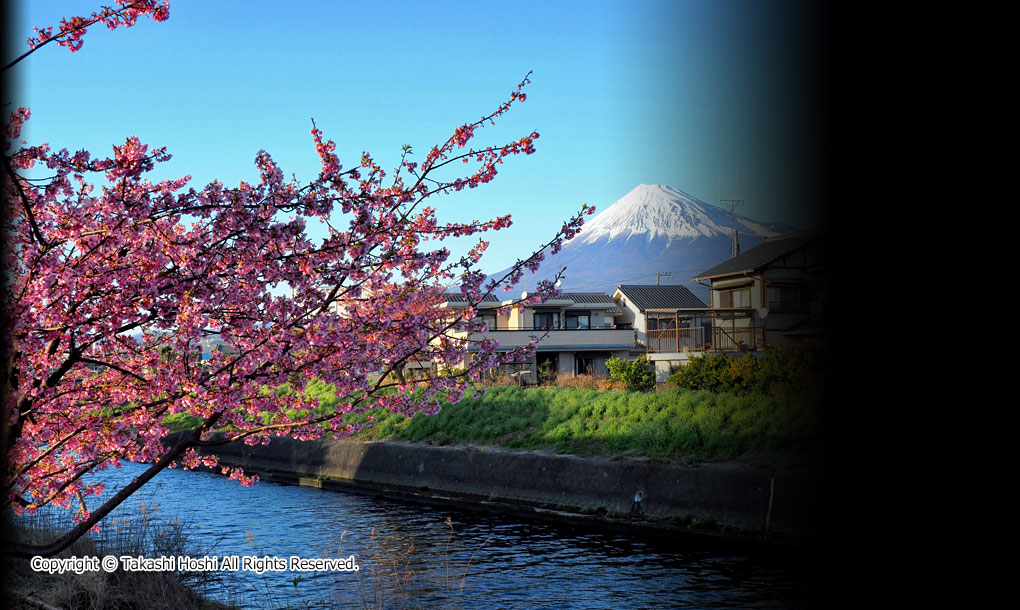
top-left (460, 326), bottom-right (636, 351)
top-left (647, 327), bottom-right (704, 353)
top-left (647, 326), bottom-right (765, 353)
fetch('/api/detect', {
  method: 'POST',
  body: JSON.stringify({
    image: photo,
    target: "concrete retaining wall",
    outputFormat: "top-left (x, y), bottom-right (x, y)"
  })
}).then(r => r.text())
top-left (174, 433), bottom-right (822, 545)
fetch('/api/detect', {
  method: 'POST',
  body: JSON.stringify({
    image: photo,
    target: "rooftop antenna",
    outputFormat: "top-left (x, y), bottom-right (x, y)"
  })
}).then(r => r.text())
top-left (719, 169), bottom-right (744, 259)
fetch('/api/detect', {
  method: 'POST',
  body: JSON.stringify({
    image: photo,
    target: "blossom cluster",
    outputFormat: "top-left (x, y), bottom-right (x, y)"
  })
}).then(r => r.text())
top-left (3, 75), bottom-right (587, 549)
top-left (2, 10), bottom-right (592, 554)
top-left (26, 1), bottom-right (169, 54)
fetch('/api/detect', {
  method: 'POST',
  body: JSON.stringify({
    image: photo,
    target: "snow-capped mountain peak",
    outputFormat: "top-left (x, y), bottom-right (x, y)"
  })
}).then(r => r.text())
top-left (487, 183), bottom-right (796, 297)
top-left (579, 183), bottom-right (786, 244)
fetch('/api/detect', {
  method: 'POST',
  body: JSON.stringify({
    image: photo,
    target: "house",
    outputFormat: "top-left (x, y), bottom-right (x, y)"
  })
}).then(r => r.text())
top-left (612, 231), bottom-right (825, 381)
top-left (612, 284), bottom-right (708, 347)
top-left (611, 284), bottom-right (711, 381)
top-left (689, 229), bottom-right (826, 351)
top-left (440, 291), bottom-right (636, 384)
top-left (198, 335), bottom-right (238, 361)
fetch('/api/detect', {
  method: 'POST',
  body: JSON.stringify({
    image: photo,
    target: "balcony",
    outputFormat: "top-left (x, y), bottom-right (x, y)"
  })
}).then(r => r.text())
top-left (643, 307), bottom-right (766, 354)
top-left (646, 326), bottom-right (765, 353)
top-left (461, 326), bottom-right (636, 352)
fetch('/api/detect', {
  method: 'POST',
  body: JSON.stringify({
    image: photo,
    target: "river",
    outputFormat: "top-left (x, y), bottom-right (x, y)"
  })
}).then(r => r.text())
top-left (32, 460), bottom-right (820, 609)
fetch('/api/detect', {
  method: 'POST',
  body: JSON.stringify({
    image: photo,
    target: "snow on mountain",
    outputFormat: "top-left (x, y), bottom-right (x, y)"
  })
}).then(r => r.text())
top-left (490, 184), bottom-right (796, 300)
top-left (578, 184), bottom-right (789, 244)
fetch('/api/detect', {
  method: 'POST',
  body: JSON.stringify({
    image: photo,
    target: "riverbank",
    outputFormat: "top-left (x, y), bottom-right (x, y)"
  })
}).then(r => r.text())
top-left (3, 511), bottom-right (239, 610)
top-left (166, 385), bottom-right (822, 465)
top-left (168, 432), bottom-right (824, 549)
top-left (306, 384), bottom-right (822, 464)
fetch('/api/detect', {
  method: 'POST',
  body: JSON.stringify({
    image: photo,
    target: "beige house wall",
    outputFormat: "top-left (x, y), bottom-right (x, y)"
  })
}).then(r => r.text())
top-left (610, 290), bottom-right (647, 344)
top-left (709, 276), bottom-right (764, 310)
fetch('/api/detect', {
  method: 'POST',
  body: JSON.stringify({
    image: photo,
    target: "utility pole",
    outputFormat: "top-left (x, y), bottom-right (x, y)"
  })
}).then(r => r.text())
top-left (719, 169), bottom-right (744, 259)
top-left (721, 198), bottom-right (743, 258)
top-left (656, 271), bottom-right (671, 286)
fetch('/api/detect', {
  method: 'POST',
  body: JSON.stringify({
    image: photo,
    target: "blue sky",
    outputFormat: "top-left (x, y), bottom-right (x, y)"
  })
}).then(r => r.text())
top-left (8, 0), bottom-right (826, 273)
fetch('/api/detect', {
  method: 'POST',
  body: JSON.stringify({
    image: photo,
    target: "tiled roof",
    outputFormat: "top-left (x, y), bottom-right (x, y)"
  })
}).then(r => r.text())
top-left (692, 231), bottom-right (819, 281)
top-left (441, 293), bottom-right (501, 304)
top-left (615, 285), bottom-right (706, 310)
top-left (541, 293), bottom-right (621, 314)
top-left (560, 293), bottom-right (618, 307)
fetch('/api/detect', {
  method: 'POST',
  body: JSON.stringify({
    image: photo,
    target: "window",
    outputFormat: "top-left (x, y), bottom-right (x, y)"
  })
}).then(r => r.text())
top-left (575, 351), bottom-right (609, 376)
top-left (718, 287), bottom-right (751, 308)
top-left (534, 310), bottom-right (560, 330)
top-left (647, 315), bottom-right (680, 330)
top-left (565, 311), bottom-right (590, 329)
top-left (475, 313), bottom-right (497, 331)
top-left (767, 285), bottom-right (806, 311)
top-left (537, 352), bottom-right (559, 383)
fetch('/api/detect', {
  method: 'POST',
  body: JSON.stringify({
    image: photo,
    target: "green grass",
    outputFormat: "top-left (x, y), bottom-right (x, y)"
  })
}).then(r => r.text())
top-left (163, 382), bottom-right (821, 464)
top-left (338, 385), bottom-right (820, 463)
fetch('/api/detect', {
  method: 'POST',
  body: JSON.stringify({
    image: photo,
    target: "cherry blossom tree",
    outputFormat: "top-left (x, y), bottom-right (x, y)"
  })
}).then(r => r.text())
top-left (2, 1), bottom-right (592, 557)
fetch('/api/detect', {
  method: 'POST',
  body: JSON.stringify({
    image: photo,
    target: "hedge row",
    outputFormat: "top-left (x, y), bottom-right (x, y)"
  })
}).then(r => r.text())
top-left (667, 348), bottom-right (823, 395)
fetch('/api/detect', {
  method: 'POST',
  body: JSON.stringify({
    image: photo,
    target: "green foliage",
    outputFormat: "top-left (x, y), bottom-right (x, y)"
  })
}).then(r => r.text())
top-left (332, 385), bottom-right (819, 463)
top-left (667, 353), bottom-right (732, 392)
top-left (537, 359), bottom-right (556, 384)
top-left (162, 412), bottom-right (204, 432)
top-left (279, 355), bottom-right (821, 464)
top-left (667, 347), bottom-right (822, 395)
top-left (605, 355), bottom-right (656, 391)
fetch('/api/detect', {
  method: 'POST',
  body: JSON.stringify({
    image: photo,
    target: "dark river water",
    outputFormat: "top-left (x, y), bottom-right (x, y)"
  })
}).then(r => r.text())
top-left (34, 461), bottom-right (820, 609)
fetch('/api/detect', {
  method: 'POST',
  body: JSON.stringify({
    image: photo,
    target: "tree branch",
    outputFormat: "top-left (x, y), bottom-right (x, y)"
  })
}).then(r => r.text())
top-left (5, 413), bottom-right (220, 558)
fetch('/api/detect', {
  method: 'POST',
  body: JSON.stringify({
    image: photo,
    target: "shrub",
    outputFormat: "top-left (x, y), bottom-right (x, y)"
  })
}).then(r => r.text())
top-left (605, 356), bottom-right (656, 392)
top-left (667, 353), bottom-right (731, 392)
top-left (667, 347), bottom-right (822, 394)
top-left (537, 359), bottom-right (557, 385)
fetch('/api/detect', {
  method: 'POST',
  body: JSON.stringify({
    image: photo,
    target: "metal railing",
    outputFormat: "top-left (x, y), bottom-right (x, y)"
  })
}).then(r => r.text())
top-left (646, 326), bottom-right (765, 353)
top-left (646, 327), bottom-right (704, 353)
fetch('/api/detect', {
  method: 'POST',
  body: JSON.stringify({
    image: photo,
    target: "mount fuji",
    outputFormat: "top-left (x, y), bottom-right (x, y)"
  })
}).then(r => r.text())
top-left (498, 184), bottom-right (796, 301)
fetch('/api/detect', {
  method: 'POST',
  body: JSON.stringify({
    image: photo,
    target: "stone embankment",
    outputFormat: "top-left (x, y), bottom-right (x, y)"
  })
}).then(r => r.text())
top-left (168, 432), bottom-right (823, 547)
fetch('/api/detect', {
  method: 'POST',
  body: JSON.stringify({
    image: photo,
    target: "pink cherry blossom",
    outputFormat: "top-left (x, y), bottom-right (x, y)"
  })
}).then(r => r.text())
top-left (2, 5), bottom-right (590, 558)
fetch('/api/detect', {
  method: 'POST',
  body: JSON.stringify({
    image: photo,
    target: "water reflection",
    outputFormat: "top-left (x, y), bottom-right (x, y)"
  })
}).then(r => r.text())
top-left (31, 461), bottom-right (816, 608)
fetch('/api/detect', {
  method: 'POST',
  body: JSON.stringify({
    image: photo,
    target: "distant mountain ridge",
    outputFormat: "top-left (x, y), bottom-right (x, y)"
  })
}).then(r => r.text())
top-left (578, 184), bottom-right (793, 244)
top-left (492, 184), bottom-right (796, 300)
